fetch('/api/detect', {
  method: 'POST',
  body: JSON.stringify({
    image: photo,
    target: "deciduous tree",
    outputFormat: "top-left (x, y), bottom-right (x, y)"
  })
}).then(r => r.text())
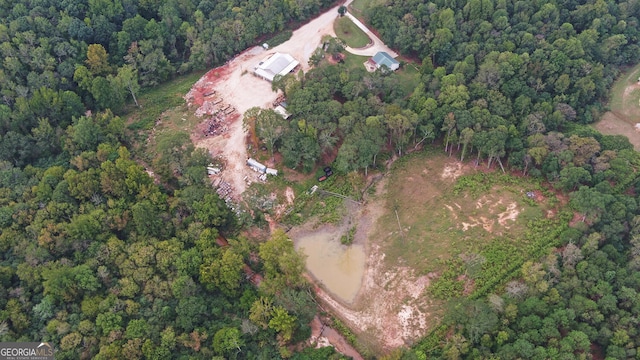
top-left (259, 230), bottom-right (306, 295)
top-left (86, 44), bottom-right (112, 76)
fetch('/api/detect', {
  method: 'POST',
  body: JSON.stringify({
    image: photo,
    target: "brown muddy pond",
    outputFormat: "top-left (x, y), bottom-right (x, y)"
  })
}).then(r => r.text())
top-left (295, 230), bottom-right (365, 303)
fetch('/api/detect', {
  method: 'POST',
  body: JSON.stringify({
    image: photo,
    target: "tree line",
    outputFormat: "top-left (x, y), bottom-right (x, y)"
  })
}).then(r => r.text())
top-left (244, 0), bottom-right (640, 358)
top-left (0, 0), bottom-right (338, 167)
top-left (0, 106), bottom-right (349, 357)
top-left (3, 0), bottom-right (640, 357)
top-left (0, 0), bottom-right (350, 358)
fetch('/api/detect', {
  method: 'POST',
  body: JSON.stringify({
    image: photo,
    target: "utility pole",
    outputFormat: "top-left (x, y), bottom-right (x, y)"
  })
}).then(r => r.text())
top-left (394, 204), bottom-right (404, 243)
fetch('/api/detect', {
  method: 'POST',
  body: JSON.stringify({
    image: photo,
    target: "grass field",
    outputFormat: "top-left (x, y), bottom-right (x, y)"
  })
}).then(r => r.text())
top-left (334, 16), bottom-right (371, 48)
top-left (593, 62), bottom-right (640, 150)
top-left (350, 0), bottom-right (386, 15)
top-left (341, 52), bottom-right (369, 70)
top-left (370, 150), bottom-right (568, 298)
top-left (123, 71), bottom-right (206, 162)
top-left (396, 63), bottom-right (420, 95)
top-left (376, 152), bottom-right (542, 269)
top-left (126, 71), bottom-right (205, 131)
top-left (606, 63), bottom-right (640, 112)
top-left (149, 103), bottom-right (203, 140)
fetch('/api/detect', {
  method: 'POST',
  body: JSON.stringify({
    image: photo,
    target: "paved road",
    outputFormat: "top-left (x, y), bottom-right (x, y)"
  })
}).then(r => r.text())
top-left (343, 12), bottom-right (398, 57)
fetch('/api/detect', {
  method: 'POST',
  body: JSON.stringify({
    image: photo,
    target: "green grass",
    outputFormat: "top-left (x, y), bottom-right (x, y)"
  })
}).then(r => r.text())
top-left (152, 104), bottom-right (203, 139)
top-left (334, 17), bottom-right (370, 48)
top-left (341, 52), bottom-right (369, 70)
top-left (371, 151), bottom-right (558, 295)
top-left (350, 0), bottom-right (386, 15)
top-left (126, 71), bottom-right (205, 131)
top-left (395, 62), bottom-right (420, 95)
top-left (607, 62), bottom-right (640, 112)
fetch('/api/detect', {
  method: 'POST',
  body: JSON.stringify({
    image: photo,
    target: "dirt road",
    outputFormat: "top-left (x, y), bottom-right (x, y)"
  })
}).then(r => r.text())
top-left (185, 2), bottom-right (349, 199)
top-left (184, 0), bottom-right (402, 201)
top-left (184, 2), bottom-right (417, 355)
top-left (310, 316), bottom-right (364, 360)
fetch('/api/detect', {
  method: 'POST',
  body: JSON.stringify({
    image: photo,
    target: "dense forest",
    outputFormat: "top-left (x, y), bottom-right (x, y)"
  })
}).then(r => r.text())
top-left (248, 0), bottom-right (640, 358)
top-left (2, 0), bottom-right (640, 358)
top-left (0, 0), bottom-right (348, 358)
top-left (0, 0), bottom-right (336, 167)
top-left (350, 0), bottom-right (640, 358)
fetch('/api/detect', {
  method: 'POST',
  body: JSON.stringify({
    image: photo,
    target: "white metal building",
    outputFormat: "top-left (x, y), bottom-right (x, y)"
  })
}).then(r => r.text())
top-left (253, 53), bottom-right (299, 82)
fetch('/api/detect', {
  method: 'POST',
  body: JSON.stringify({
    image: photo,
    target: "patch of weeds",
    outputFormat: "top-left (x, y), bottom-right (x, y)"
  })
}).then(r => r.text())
top-left (546, 196), bottom-right (560, 209)
top-left (317, 196), bottom-right (345, 224)
top-left (366, 182), bottom-right (377, 196)
top-left (282, 173), bottom-right (356, 226)
top-left (331, 317), bottom-right (357, 345)
top-left (127, 71), bottom-right (204, 131)
top-left (282, 191), bottom-right (313, 226)
top-left (428, 259), bottom-right (465, 299)
top-left (244, 183), bottom-right (277, 215)
top-left (415, 325), bottom-right (448, 358)
top-left (236, 202), bottom-right (264, 228)
top-left (519, 206), bottom-right (543, 223)
top-left (522, 196), bottom-right (537, 207)
top-left (264, 30), bottom-right (293, 47)
top-left (340, 225), bottom-right (356, 245)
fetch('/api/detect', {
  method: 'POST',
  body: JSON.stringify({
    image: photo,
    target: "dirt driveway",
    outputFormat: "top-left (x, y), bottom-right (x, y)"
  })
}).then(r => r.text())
top-left (185, 3), bottom-right (349, 199)
top-left (184, 0), bottom-right (402, 200)
top-left (183, 3), bottom-right (419, 354)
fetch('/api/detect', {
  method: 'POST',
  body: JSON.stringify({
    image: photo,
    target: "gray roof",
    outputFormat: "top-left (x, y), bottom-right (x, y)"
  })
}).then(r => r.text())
top-left (254, 53), bottom-right (299, 81)
top-left (371, 51), bottom-right (399, 68)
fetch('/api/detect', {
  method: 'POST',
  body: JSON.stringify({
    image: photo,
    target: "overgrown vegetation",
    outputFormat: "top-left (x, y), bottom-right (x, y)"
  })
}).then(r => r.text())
top-left (282, 174), bottom-right (360, 226)
top-left (127, 72), bottom-right (205, 131)
top-left (340, 225), bottom-right (357, 245)
top-left (4, 0), bottom-right (640, 357)
top-left (264, 30), bottom-right (294, 48)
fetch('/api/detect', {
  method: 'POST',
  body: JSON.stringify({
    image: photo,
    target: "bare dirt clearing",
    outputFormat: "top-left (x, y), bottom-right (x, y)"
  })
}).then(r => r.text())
top-left (594, 63), bottom-right (640, 150)
top-left (290, 177), bottom-right (436, 352)
top-left (596, 110), bottom-right (640, 150)
top-left (183, 0), bottom-right (400, 201)
top-left (286, 154), bottom-right (546, 354)
top-left (457, 197), bottom-right (521, 233)
top-left (441, 161), bottom-right (465, 180)
top-left (180, 2), bottom-right (409, 355)
top-left (184, 5), bottom-right (348, 200)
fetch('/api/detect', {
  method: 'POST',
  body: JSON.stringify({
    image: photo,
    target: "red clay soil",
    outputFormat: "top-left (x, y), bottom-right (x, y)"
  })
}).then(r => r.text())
top-left (568, 212), bottom-right (581, 227)
top-left (531, 190), bottom-right (546, 202)
top-left (188, 66), bottom-right (232, 108)
top-left (309, 316), bottom-right (364, 360)
top-left (590, 343), bottom-right (605, 360)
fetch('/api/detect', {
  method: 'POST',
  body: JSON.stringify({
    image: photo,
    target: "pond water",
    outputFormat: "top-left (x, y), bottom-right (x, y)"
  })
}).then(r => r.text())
top-left (295, 230), bottom-right (366, 303)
